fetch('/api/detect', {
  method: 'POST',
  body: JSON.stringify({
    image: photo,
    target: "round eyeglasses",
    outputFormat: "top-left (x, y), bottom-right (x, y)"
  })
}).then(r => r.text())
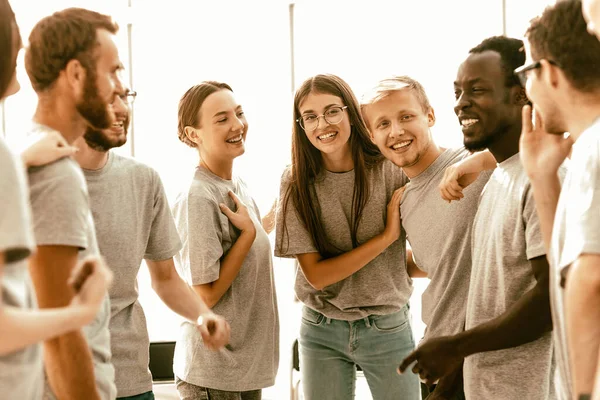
top-left (296, 105), bottom-right (348, 131)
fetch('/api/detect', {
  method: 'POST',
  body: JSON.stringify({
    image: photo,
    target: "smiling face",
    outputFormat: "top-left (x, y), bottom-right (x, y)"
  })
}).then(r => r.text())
top-left (454, 51), bottom-right (521, 151)
top-left (297, 91), bottom-right (352, 160)
top-left (363, 88), bottom-right (435, 170)
top-left (194, 89), bottom-right (248, 163)
top-left (83, 89), bottom-right (130, 151)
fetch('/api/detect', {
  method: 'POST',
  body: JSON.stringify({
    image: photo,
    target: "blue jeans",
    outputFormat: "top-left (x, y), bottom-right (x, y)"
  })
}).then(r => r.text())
top-left (117, 391), bottom-right (154, 400)
top-left (299, 305), bottom-right (420, 400)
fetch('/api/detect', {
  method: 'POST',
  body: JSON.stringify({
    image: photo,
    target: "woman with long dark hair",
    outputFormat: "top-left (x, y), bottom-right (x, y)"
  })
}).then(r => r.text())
top-left (276, 74), bottom-right (419, 399)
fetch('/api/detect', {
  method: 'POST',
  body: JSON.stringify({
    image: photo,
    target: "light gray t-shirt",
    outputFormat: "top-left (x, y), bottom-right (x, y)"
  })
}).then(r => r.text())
top-left (0, 136), bottom-right (43, 400)
top-left (550, 119), bottom-right (600, 400)
top-left (464, 153), bottom-right (554, 400)
top-left (172, 166), bottom-right (279, 391)
top-left (275, 159), bottom-right (412, 320)
top-left (27, 124), bottom-right (116, 400)
top-left (401, 147), bottom-right (490, 341)
top-left (83, 152), bottom-right (182, 397)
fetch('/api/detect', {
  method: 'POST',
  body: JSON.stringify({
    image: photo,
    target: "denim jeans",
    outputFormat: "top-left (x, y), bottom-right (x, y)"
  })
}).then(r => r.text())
top-left (299, 304), bottom-right (420, 400)
top-left (117, 391), bottom-right (155, 400)
top-left (175, 378), bottom-right (261, 400)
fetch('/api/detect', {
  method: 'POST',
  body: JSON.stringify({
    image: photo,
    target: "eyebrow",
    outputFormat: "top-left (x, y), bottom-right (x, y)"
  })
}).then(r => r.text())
top-left (453, 78), bottom-right (487, 86)
top-left (301, 103), bottom-right (341, 115)
top-left (212, 105), bottom-right (242, 118)
top-left (373, 109), bottom-right (415, 125)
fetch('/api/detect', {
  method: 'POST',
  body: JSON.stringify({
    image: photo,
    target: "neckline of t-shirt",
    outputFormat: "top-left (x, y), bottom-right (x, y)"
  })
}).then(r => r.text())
top-left (196, 164), bottom-right (237, 186)
top-left (575, 117), bottom-right (600, 148)
top-left (82, 151), bottom-right (114, 177)
top-left (323, 168), bottom-right (354, 177)
top-left (497, 152), bottom-right (520, 169)
top-left (408, 147), bottom-right (460, 187)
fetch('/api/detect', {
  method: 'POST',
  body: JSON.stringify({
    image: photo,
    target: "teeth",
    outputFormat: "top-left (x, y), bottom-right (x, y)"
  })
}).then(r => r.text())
top-left (318, 132), bottom-right (336, 140)
top-left (392, 140), bottom-right (411, 149)
top-left (226, 134), bottom-right (243, 143)
top-left (461, 118), bottom-right (479, 127)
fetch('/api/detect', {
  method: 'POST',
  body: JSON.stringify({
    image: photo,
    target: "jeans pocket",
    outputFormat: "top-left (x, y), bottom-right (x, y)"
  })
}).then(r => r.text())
top-left (301, 306), bottom-right (325, 326)
top-left (371, 310), bottom-right (409, 333)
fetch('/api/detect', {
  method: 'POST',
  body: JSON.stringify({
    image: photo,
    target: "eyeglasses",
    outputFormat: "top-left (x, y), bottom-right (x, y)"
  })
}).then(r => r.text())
top-left (121, 89), bottom-right (137, 104)
top-left (296, 106), bottom-right (348, 131)
top-left (514, 60), bottom-right (558, 87)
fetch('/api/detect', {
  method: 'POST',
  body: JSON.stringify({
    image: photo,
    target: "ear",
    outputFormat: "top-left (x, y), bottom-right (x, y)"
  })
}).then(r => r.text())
top-left (513, 87), bottom-right (529, 106)
top-left (542, 59), bottom-right (565, 91)
top-left (184, 126), bottom-right (201, 146)
top-left (427, 107), bottom-right (436, 127)
top-left (64, 59), bottom-right (85, 92)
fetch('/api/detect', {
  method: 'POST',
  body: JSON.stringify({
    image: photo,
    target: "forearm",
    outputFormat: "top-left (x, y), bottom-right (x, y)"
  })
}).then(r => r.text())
top-left (466, 150), bottom-right (497, 172)
top-left (566, 256), bottom-right (600, 397)
top-left (407, 248), bottom-right (427, 278)
top-left (299, 233), bottom-right (393, 290)
top-left (154, 276), bottom-right (210, 322)
top-left (0, 305), bottom-right (92, 355)
top-left (196, 229), bottom-right (256, 307)
top-left (529, 175), bottom-right (562, 252)
top-left (44, 331), bottom-right (100, 400)
top-left (454, 281), bottom-right (552, 357)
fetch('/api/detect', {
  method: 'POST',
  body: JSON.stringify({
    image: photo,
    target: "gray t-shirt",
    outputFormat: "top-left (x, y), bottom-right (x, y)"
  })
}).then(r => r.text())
top-left (172, 166), bottom-right (279, 391)
top-left (83, 152), bottom-right (182, 397)
top-left (464, 153), bottom-right (555, 400)
top-left (0, 136), bottom-right (43, 400)
top-left (275, 159), bottom-right (412, 320)
top-left (27, 124), bottom-right (116, 400)
top-left (401, 147), bottom-right (490, 341)
top-left (550, 119), bottom-right (600, 400)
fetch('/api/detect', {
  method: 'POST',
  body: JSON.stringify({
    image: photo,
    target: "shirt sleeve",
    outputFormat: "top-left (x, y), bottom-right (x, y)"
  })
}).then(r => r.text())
top-left (274, 167), bottom-right (318, 258)
top-left (144, 170), bottom-right (183, 261)
top-left (184, 192), bottom-right (224, 285)
top-left (0, 139), bottom-right (34, 263)
top-left (28, 160), bottom-right (89, 250)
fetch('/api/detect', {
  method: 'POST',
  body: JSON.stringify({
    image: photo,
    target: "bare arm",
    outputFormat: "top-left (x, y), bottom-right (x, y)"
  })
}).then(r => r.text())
top-left (296, 186), bottom-right (406, 290)
top-left (406, 248), bottom-right (427, 278)
top-left (261, 199), bottom-right (277, 235)
top-left (400, 256), bottom-right (552, 383)
top-left (28, 246), bottom-right (100, 400)
top-left (147, 258), bottom-right (230, 349)
top-left (192, 191), bottom-right (256, 308)
top-left (148, 258), bottom-right (210, 321)
top-left (566, 254), bottom-right (600, 397)
top-left (439, 150), bottom-right (496, 202)
top-left (452, 255), bottom-right (552, 355)
top-left (0, 253), bottom-right (110, 355)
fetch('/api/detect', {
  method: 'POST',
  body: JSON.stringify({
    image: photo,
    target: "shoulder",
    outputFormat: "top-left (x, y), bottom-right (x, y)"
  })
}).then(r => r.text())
top-left (29, 157), bottom-right (86, 190)
top-left (113, 153), bottom-right (161, 181)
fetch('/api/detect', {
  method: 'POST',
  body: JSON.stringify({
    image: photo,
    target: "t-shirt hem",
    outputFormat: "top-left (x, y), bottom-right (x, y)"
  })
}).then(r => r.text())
top-left (144, 243), bottom-right (183, 262)
top-left (526, 246), bottom-right (546, 261)
top-left (116, 382), bottom-right (153, 398)
top-left (558, 243), bottom-right (600, 270)
top-left (175, 374), bottom-right (275, 392)
top-left (34, 235), bottom-right (87, 250)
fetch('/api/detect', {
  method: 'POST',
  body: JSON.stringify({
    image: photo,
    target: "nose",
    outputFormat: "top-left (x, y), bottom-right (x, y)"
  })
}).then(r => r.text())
top-left (390, 120), bottom-right (404, 137)
top-left (232, 115), bottom-right (245, 132)
top-left (454, 91), bottom-right (471, 115)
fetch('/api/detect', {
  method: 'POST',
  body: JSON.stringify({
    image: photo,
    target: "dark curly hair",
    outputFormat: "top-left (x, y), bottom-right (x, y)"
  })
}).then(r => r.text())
top-left (469, 36), bottom-right (525, 88)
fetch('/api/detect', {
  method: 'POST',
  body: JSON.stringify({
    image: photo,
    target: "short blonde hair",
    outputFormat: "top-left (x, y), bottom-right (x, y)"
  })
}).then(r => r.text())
top-left (360, 76), bottom-right (432, 127)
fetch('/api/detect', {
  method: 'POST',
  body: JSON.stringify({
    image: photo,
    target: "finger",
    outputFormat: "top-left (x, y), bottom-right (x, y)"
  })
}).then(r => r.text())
top-left (227, 191), bottom-right (242, 208)
top-left (69, 258), bottom-right (96, 292)
top-left (56, 145), bottom-right (78, 158)
top-left (533, 108), bottom-right (544, 131)
top-left (521, 105), bottom-right (533, 134)
top-left (219, 203), bottom-right (234, 219)
top-left (398, 351), bottom-right (418, 373)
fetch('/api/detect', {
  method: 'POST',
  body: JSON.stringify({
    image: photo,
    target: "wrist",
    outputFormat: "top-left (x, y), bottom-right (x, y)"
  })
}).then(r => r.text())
top-left (241, 225), bottom-right (257, 238)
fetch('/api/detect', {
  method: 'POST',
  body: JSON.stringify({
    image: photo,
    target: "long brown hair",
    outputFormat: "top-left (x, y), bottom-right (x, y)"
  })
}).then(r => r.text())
top-left (0, 0), bottom-right (21, 99)
top-left (280, 74), bottom-right (384, 258)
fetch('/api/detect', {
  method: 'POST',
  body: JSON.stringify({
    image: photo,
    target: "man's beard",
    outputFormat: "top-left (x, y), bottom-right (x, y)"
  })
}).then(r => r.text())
top-left (75, 68), bottom-right (113, 130)
top-left (84, 114), bottom-right (129, 152)
top-left (464, 121), bottom-right (511, 152)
